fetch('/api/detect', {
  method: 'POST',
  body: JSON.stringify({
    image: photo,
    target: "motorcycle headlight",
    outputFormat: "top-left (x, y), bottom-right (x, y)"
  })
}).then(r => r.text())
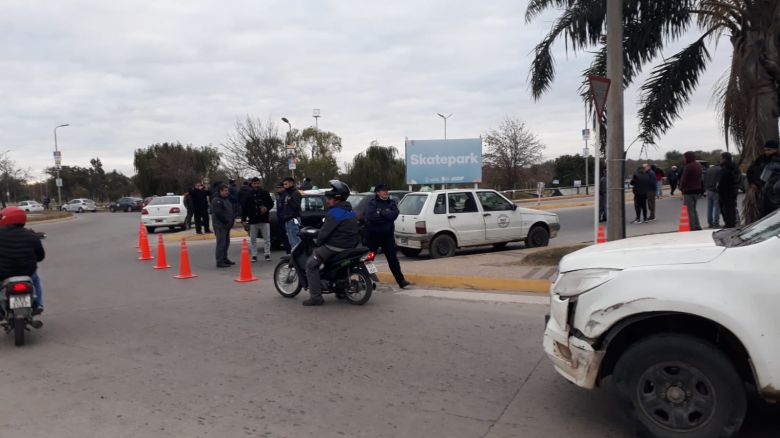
top-left (553, 269), bottom-right (620, 297)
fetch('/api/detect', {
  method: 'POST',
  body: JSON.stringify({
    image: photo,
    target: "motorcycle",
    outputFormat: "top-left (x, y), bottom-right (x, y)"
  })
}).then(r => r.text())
top-left (273, 227), bottom-right (378, 305)
top-left (1, 276), bottom-right (42, 346)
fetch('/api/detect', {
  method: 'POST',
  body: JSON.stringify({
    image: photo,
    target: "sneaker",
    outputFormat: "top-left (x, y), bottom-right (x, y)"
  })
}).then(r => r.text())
top-left (216, 262), bottom-right (231, 268)
top-left (399, 280), bottom-right (412, 289)
top-left (646, 217), bottom-right (656, 222)
top-left (302, 297), bottom-right (325, 306)
top-left (631, 219), bottom-right (642, 224)
top-left (226, 259), bottom-right (236, 265)
top-left (251, 256), bottom-right (258, 262)
top-left (265, 254), bottom-right (271, 261)
top-left (32, 306), bottom-right (43, 316)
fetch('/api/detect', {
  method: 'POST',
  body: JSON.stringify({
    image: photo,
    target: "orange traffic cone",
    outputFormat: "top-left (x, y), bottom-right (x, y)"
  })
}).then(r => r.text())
top-left (153, 234), bottom-right (171, 269)
top-left (679, 205), bottom-right (691, 232)
top-left (174, 239), bottom-right (197, 279)
top-left (597, 225), bottom-right (607, 244)
top-left (234, 239), bottom-right (258, 283)
top-left (138, 228), bottom-right (154, 261)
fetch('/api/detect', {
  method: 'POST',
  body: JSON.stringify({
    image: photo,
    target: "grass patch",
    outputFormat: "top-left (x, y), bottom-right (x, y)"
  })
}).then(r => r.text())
top-left (519, 245), bottom-right (588, 266)
top-left (27, 211), bottom-right (73, 223)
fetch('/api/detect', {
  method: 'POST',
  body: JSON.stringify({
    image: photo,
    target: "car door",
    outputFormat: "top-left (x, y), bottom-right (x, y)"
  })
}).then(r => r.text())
top-left (446, 192), bottom-right (485, 245)
top-left (477, 191), bottom-right (523, 243)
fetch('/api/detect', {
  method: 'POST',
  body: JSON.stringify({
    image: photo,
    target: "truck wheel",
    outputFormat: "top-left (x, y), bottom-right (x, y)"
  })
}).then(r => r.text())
top-left (525, 226), bottom-right (549, 248)
top-left (400, 248), bottom-right (422, 258)
top-left (429, 234), bottom-right (456, 258)
top-left (614, 334), bottom-right (746, 438)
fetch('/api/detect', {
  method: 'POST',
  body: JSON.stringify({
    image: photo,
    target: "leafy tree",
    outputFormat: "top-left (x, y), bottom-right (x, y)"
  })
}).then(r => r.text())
top-left (133, 143), bottom-right (221, 196)
top-left (295, 155), bottom-right (339, 189)
top-left (0, 152), bottom-right (31, 203)
top-left (299, 128), bottom-right (342, 158)
top-left (526, 0), bottom-right (780, 164)
top-left (345, 143), bottom-right (406, 192)
top-left (553, 154), bottom-right (590, 187)
top-left (89, 158), bottom-right (107, 201)
top-left (105, 170), bottom-right (136, 200)
top-left (45, 165), bottom-right (91, 201)
top-left (484, 118), bottom-right (545, 190)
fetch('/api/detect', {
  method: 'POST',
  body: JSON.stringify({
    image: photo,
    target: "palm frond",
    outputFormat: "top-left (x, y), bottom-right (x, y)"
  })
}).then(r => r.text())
top-left (525, 0), bottom-right (577, 23)
top-left (637, 34), bottom-right (713, 145)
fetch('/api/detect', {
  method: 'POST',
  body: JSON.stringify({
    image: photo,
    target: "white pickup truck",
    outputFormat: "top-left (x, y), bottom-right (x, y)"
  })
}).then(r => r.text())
top-left (543, 209), bottom-right (780, 437)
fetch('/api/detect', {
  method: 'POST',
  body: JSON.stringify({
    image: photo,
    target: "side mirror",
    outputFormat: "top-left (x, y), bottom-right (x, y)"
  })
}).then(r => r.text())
top-left (512, 204), bottom-right (518, 211)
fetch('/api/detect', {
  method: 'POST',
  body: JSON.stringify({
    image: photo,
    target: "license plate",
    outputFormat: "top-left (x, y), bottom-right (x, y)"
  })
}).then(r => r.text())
top-left (365, 262), bottom-right (378, 274)
top-left (399, 237), bottom-right (408, 245)
top-left (155, 219), bottom-right (163, 223)
top-left (9, 295), bottom-right (31, 309)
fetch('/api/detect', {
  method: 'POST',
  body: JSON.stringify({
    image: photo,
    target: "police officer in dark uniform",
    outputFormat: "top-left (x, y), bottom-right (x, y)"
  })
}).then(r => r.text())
top-left (363, 184), bottom-right (410, 289)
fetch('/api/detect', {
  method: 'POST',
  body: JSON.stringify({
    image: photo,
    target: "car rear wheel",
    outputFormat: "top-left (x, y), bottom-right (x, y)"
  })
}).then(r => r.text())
top-left (126, 206), bottom-right (132, 212)
top-left (525, 225), bottom-right (549, 248)
top-left (400, 248), bottom-right (422, 258)
top-left (429, 234), bottom-right (456, 258)
top-left (77, 207), bottom-right (83, 213)
top-left (614, 334), bottom-right (747, 438)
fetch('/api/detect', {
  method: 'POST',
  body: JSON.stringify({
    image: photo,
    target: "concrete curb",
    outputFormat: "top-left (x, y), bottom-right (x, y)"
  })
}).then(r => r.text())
top-left (377, 272), bottom-right (550, 294)
top-left (27, 214), bottom-right (76, 225)
top-left (164, 229), bottom-right (249, 243)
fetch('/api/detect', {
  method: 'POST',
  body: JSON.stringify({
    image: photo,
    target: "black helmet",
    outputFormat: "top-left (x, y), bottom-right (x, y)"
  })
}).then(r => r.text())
top-left (325, 179), bottom-right (350, 201)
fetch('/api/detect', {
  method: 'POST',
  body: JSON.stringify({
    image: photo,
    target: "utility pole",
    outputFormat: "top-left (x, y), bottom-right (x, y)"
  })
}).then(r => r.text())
top-left (54, 123), bottom-right (69, 207)
top-left (606, 0), bottom-right (625, 240)
top-left (436, 113), bottom-right (452, 140)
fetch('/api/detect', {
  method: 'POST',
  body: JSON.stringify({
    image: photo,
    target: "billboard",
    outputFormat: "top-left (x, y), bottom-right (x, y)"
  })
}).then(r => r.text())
top-left (405, 138), bottom-right (482, 184)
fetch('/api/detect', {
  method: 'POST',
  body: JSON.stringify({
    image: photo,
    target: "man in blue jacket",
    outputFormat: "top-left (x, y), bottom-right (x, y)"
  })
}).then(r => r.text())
top-left (363, 184), bottom-right (410, 289)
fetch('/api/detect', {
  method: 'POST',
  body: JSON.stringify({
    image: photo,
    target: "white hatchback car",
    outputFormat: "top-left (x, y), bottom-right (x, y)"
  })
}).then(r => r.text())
top-left (16, 201), bottom-right (44, 213)
top-left (394, 189), bottom-right (560, 258)
top-left (62, 198), bottom-right (97, 213)
top-left (142, 195), bottom-right (188, 233)
top-left (543, 209), bottom-right (780, 437)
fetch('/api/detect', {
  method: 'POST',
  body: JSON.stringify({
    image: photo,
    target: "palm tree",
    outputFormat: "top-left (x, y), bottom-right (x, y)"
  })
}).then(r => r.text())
top-left (527, 0), bottom-right (780, 164)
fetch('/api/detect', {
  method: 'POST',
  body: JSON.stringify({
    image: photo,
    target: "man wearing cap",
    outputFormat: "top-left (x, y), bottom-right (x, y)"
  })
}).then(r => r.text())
top-left (363, 184), bottom-right (411, 289)
top-left (746, 140), bottom-right (780, 222)
top-left (0, 207), bottom-right (45, 314)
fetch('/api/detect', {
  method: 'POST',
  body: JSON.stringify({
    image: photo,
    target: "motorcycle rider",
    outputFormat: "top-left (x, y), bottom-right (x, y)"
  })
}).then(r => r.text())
top-left (303, 180), bottom-right (359, 306)
top-left (0, 207), bottom-right (45, 314)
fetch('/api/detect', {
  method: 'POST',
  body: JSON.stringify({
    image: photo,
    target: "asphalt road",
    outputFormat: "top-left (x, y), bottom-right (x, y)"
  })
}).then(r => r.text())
top-left (0, 212), bottom-right (773, 437)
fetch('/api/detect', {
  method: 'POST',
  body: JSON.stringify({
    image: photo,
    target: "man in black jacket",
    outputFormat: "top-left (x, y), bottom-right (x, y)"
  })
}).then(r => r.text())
top-left (718, 152), bottom-right (741, 228)
top-left (364, 184), bottom-right (410, 289)
top-left (211, 184), bottom-right (235, 268)
top-left (241, 177), bottom-right (275, 262)
top-left (190, 182), bottom-right (211, 234)
top-left (278, 177), bottom-right (303, 249)
top-left (303, 180), bottom-right (359, 306)
top-left (0, 207), bottom-right (45, 313)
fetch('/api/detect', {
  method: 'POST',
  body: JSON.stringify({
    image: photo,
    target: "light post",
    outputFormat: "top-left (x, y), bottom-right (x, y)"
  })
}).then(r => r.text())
top-left (281, 117), bottom-right (295, 178)
top-left (54, 123), bottom-right (69, 207)
top-left (436, 113), bottom-right (452, 140)
top-left (312, 109), bottom-right (320, 130)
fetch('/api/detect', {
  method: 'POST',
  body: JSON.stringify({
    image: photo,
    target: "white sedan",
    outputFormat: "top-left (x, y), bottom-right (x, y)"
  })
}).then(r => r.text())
top-left (142, 195), bottom-right (188, 233)
top-left (543, 209), bottom-right (780, 437)
top-left (62, 198), bottom-right (97, 213)
top-left (17, 201), bottom-right (44, 213)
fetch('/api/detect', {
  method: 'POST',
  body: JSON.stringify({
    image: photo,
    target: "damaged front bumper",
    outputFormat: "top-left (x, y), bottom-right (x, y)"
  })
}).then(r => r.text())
top-left (542, 294), bottom-right (605, 389)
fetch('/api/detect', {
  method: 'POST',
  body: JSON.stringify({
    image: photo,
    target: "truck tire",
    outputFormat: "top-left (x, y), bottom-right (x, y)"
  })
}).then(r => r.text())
top-left (614, 334), bottom-right (747, 438)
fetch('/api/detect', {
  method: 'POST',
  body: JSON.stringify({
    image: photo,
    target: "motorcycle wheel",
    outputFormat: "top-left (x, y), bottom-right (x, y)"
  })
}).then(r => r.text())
top-left (13, 318), bottom-right (24, 347)
top-left (345, 269), bottom-right (373, 305)
top-left (273, 261), bottom-right (302, 298)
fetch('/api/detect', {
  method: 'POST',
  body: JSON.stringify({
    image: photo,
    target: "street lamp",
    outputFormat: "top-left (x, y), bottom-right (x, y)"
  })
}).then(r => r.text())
top-left (312, 109), bottom-right (320, 130)
top-left (54, 123), bottom-right (69, 207)
top-left (281, 117), bottom-right (294, 178)
top-left (436, 113), bottom-right (453, 140)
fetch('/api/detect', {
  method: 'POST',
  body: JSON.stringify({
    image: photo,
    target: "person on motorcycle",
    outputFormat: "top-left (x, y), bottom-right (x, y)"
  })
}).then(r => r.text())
top-left (303, 180), bottom-right (360, 306)
top-left (0, 207), bottom-right (45, 314)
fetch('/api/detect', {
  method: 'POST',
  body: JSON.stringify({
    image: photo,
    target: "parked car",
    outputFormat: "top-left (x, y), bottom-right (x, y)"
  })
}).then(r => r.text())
top-left (61, 198), bottom-right (97, 213)
top-left (543, 210), bottom-right (780, 438)
top-left (394, 189), bottom-right (560, 258)
top-left (268, 190), bottom-right (328, 248)
top-left (142, 195), bottom-right (187, 233)
top-left (142, 196), bottom-right (155, 207)
top-left (110, 197), bottom-right (143, 213)
top-left (16, 201), bottom-right (44, 213)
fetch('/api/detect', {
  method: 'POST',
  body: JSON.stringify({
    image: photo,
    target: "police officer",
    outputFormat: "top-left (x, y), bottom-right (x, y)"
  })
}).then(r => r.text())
top-left (303, 180), bottom-right (359, 306)
top-left (363, 184), bottom-right (410, 289)
top-left (211, 184), bottom-right (235, 268)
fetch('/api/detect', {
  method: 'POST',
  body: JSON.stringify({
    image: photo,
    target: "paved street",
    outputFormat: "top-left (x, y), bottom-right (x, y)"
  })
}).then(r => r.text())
top-left (2, 212), bottom-right (774, 437)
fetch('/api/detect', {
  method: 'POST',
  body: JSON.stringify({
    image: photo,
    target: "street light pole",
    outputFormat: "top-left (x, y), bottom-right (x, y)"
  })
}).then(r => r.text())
top-left (312, 109), bottom-right (320, 130)
top-left (436, 113), bottom-right (452, 140)
top-left (281, 117), bottom-right (295, 179)
top-left (54, 123), bottom-right (69, 207)
top-left (606, 0), bottom-right (625, 240)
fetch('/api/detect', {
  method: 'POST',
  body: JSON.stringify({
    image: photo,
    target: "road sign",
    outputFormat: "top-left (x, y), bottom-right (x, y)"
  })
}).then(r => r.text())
top-left (286, 144), bottom-right (295, 151)
top-left (581, 129), bottom-right (591, 141)
top-left (574, 180), bottom-right (582, 187)
top-left (53, 150), bottom-right (62, 165)
top-left (552, 179), bottom-right (560, 185)
top-left (588, 76), bottom-right (611, 121)
top-left (288, 158), bottom-right (297, 170)
top-left (583, 148), bottom-right (590, 158)
top-left (55, 178), bottom-right (63, 187)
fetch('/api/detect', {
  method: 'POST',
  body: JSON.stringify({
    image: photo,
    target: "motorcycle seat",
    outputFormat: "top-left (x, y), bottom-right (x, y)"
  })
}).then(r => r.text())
top-left (326, 247), bottom-right (369, 266)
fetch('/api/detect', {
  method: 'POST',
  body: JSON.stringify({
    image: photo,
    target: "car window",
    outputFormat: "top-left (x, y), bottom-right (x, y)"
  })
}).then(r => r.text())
top-left (398, 194), bottom-right (427, 215)
top-left (477, 192), bottom-right (514, 212)
top-left (69, 200), bottom-right (79, 204)
top-left (303, 196), bottom-right (325, 212)
top-left (149, 196), bottom-right (180, 205)
top-left (347, 194), bottom-right (369, 211)
top-left (433, 194), bottom-right (446, 214)
top-left (448, 192), bottom-right (479, 214)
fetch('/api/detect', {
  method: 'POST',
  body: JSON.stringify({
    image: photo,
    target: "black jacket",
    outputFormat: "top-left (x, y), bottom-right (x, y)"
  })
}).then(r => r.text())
top-left (0, 225), bottom-right (45, 280)
top-left (718, 162), bottom-right (741, 199)
top-left (364, 196), bottom-right (399, 235)
top-left (190, 188), bottom-right (211, 212)
top-left (241, 188), bottom-right (274, 224)
top-left (318, 201), bottom-right (360, 250)
top-left (211, 196), bottom-right (234, 229)
top-left (277, 188), bottom-right (302, 223)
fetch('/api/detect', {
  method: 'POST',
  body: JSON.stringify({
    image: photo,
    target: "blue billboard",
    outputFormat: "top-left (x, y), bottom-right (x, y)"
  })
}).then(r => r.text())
top-left (405, 138), bottom-right (483, 184)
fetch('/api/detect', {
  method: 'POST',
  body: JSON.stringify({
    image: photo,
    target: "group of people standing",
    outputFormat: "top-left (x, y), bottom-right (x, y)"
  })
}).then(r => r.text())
top-left (630, 163), bottom-right (665, 223)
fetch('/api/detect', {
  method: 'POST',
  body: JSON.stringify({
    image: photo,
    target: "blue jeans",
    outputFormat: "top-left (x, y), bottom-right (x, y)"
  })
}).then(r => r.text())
top-left (656, 180), bottom-right (663, 197)
top-left (707, 191), bottom-right (720, 227)
top-left (32, 272), bottom-right (43, 307)
top-left (285, 219), bottom-right (301, 249)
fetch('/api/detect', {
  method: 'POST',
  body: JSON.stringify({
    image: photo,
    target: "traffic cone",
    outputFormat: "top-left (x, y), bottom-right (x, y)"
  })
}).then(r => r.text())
top-left (234, 239), bottom-right (258, 283)
top-left (153, 234), bottom-right (171, 269)
top-left (597, 225), bottom-right (607, 244)
top-left (138, 228), bottom-right (154, 261)
top-left (174, 239), bottom-right (197, 279)
top-left (679, 205), bottom-right (691, 232)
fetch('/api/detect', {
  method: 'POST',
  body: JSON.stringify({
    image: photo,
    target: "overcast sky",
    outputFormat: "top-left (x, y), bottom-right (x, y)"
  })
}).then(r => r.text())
top-left (1, 0), bottom-right (732, 179)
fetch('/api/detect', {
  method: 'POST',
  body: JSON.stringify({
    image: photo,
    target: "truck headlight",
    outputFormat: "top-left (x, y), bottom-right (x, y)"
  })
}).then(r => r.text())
top-left (553, 269), bottom-right (620, 297)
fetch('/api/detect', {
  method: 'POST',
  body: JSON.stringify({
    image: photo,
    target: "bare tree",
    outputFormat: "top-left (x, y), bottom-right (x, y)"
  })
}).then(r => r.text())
top-left (222, 116), bottom-right (287, 185)
top-left (484, 118), bottom-right (545, 189)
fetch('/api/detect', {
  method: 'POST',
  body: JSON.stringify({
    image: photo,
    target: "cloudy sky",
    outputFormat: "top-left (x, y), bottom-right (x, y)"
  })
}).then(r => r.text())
top-left (1, 0), bottom-right (732, 179)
